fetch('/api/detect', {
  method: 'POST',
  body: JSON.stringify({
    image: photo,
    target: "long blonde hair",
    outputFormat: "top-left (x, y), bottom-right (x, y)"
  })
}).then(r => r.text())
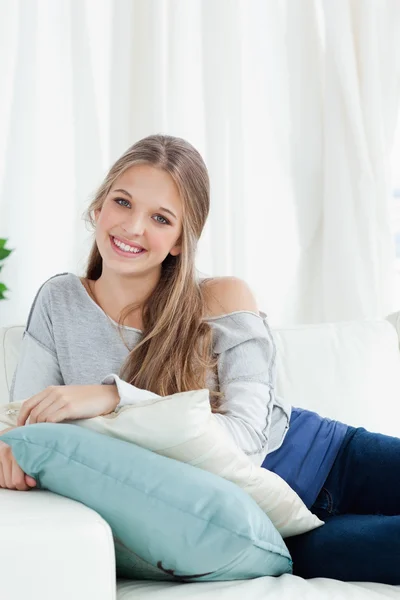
top-left (81, 134), bottom-right (225, 412)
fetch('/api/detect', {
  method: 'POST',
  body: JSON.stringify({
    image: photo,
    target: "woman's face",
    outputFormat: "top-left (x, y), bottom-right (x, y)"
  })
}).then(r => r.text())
top-left (94, 163), bottom-right (183, 274)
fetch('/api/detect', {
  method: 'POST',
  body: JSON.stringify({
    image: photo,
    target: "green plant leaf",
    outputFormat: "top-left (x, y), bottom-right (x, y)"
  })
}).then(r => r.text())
top-left (0, 239), bottom-right (13, 300)
top-left (0, 248), bottom-right (12, 260)
top-left (0, 283), bottom-right (8, 300)
top-left (0, 238), bottom-right (13, 261)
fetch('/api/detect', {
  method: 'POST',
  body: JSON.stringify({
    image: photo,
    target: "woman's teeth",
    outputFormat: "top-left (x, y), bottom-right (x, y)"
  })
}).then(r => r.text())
top-left (112, 236), bottom-right (144, 253)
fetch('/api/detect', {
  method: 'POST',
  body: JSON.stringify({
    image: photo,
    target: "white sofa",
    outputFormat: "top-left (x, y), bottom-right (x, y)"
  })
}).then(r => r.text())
top-left (1, 314), bottom-right (400, 600)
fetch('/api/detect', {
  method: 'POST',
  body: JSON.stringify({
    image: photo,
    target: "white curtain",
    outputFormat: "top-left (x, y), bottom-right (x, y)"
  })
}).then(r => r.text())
top-left (283, 0), bottom-right (400, 324)
top-left (0, 0), bottom-right (106, 327)
top-left (1, 0), bottom-right (400, 330)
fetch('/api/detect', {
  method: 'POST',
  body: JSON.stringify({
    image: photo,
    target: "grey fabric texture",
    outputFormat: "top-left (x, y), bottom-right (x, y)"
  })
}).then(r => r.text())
top-left (10, 272), bottom-right (291, 466)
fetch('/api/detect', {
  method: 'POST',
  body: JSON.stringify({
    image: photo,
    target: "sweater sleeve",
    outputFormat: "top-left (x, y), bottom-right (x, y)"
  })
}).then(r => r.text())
top-left (100, 310), bottom-right (291, 466)
top-left (9, 281), bottom-right (64, 402)
top-left (209, 310), bottom-right (290, 465)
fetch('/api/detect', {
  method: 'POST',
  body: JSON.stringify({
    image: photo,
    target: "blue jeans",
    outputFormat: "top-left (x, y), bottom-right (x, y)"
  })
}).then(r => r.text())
top-left (284, 426), bottom-right (400, 584)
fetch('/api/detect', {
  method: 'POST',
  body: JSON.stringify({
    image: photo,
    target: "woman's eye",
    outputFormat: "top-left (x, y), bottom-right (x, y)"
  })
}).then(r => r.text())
top-left (154, 215), bottom-right (169, 225)
top-left (114, 199), bottom-right (169, 225)
top-left (114, 198), bottom-right (131, 208)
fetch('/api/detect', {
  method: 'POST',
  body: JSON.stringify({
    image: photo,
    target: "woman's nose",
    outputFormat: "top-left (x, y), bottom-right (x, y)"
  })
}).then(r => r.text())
top-left (123, 214), bottom-right (146, 235)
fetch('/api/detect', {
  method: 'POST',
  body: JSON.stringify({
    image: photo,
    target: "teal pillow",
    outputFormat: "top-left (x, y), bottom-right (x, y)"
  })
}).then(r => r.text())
top-left (0, 424), bottom-right (292, 581)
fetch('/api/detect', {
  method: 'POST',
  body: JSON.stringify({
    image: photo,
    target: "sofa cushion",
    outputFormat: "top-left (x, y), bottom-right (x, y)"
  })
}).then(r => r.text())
top-left (273, 318), bottom-right (400, 437)
top-left (54, 387), bottom-right (323, 538)
top-left (0, 424), bottom-right (292, 582)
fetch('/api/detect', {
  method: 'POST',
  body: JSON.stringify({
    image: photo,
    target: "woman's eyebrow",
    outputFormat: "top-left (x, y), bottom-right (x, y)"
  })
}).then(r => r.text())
top-left (111, 188), bottom-right (177, 220)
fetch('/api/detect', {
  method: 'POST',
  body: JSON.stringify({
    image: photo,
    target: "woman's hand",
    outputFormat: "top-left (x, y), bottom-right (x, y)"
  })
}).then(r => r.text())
top-left (0, 438), bottom-right (37, 490)
top-left (16, 384), bottom-right (120, 427)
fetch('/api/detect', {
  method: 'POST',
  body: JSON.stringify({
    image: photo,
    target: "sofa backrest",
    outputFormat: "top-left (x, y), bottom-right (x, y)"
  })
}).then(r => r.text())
top-left (1, 326), bottom-right (24, 405)
top-left (2, 316), bottom-right (400, 436)
top-left (273, 317), bottom-right (400, 437)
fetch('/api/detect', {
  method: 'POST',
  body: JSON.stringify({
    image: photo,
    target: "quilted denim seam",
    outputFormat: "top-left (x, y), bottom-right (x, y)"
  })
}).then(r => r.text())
top-left (5, 435), bottom-right (279, 546)
top-left (321, 487), bottom-right (334, 514)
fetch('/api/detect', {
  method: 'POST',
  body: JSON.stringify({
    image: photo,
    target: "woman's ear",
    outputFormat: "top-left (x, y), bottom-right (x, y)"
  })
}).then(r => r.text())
top-left (169, 232), bottom-right (182, 256)
top-left (169, 245), bottom-right (182, 257)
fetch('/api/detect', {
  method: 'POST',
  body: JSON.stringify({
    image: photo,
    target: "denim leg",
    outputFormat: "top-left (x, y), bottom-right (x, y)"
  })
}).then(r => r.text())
top-left (315, 426), bottom-right (400, 515)
top-left (285, 514), bottom-right (400, 584)
top-left (285, 426), bottom-right (400, 583)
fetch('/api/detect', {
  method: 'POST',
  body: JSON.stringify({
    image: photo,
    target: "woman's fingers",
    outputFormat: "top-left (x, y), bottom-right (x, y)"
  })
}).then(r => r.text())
top-left (27, 396), bottom-right (57, 424)
top-left (17, 388), bottom-right (52, 426)
top-left (2, 451), bottom-right (14, 489)
top-left (19, 396), bottom-right (65, 425)
top-left (11, 458), bottom-right (31, 491)
top-left (0, 443), bottom-right (35, 491)
top-left (25, 474), bottom-right (37, 487)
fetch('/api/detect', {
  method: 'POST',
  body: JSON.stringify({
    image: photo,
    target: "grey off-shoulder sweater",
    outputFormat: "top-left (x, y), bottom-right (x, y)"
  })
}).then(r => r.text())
top-left (10, 272), bottom-right (291, 466)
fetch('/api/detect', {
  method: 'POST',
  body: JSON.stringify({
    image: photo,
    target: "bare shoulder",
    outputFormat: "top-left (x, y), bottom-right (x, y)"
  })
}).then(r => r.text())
top-left (201, 276), bottom-right (260, 318)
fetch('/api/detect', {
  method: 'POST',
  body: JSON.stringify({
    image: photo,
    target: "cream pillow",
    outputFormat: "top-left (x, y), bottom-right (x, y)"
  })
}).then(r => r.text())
top-left (2, 392), bottom-right (324, 538)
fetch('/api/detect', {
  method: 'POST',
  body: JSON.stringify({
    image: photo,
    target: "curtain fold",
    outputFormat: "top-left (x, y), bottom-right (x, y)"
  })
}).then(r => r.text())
top-left (283, 0), bottom-right (400, 324)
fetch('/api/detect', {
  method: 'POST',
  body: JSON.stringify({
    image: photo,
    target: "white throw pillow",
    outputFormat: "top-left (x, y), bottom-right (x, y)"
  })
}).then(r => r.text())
top-left (2, 392), bottom-right (324, 538)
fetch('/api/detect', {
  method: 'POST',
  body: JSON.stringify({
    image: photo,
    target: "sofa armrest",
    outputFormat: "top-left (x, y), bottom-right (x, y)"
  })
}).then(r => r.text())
top-left (0, 488), bottom-right (116, 600)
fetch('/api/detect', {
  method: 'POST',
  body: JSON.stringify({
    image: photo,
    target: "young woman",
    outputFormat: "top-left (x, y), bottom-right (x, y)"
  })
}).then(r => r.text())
top-left (2, 134), bottom-right (400, 585)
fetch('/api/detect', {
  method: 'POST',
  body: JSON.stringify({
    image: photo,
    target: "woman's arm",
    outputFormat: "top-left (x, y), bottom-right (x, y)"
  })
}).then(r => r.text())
top-left (101, 277), bottom-right (290, 466)
top-left (10, 281), bottom-right (65, 402)
top-left (204, 277), bottom-right (287, 465)
top-left (10, 330), bottom-right (64, 402)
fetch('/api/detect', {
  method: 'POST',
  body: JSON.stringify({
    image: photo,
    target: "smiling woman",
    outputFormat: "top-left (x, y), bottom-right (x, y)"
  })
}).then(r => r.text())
top-left (88, 161), bottom-right (185, 338)
top-left (79, 134), bottom-right (227, 411)
top-left (8, 134), bottom-right (400, 585)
